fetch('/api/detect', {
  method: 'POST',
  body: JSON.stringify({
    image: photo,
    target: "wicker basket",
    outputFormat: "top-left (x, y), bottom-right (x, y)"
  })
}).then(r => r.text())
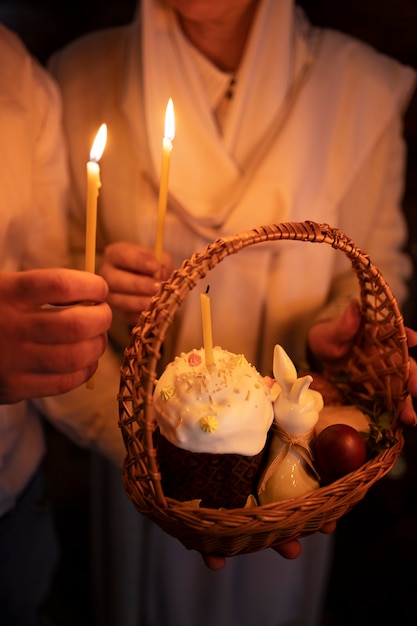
top-left (118, 221), bottom-right (410, 556)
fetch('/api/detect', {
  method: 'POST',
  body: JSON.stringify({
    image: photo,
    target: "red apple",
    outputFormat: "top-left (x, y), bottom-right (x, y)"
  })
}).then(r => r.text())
top-left (314, 423), bottom-right (367, 481)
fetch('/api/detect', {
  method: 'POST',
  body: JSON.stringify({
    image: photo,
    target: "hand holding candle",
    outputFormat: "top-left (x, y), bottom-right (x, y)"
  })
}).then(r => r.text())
top-left (85, 123), bottom-right (107, 274)
top-left (155, 98), bottom-right (175, 265)
top-left (200, 286), bottom-right (214, 367)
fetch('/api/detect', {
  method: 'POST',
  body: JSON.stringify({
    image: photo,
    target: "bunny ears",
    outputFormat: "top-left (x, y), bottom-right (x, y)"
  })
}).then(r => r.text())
top-left (273, 344), bottom-right (324, 419)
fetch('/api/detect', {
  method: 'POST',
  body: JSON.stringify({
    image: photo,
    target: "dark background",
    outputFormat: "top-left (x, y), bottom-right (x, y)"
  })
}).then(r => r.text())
top-left (1, 2), bottom-right (416, 625)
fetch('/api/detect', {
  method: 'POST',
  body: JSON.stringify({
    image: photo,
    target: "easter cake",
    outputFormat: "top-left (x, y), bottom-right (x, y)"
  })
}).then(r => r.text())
top-left (153, 346), bottom-right (274, 508)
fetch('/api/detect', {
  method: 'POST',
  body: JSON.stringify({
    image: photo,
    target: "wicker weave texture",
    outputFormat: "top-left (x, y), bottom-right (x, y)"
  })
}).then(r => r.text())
top-left (118, 221), bottom-right (409, 556)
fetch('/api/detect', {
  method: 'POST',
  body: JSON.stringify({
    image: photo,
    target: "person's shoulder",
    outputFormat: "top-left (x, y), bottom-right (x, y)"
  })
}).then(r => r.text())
top-left (317, 25), bottom-right (416, 104)
top-left (0, 22), bottom-right (32, 69)
top-left (0, 22), bottom-right (58, 104)
top-left (320, 25), bottom-right (414, 84)
top-left (50, 24), bottom-right (130, 76)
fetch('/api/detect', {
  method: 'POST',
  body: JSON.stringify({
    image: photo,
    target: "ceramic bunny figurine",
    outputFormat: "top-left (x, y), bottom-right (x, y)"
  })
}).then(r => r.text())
top-left (258, 344), bottom-right (324, 504)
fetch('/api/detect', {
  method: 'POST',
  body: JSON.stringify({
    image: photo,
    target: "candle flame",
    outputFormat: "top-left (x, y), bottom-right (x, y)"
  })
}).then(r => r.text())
top-left (164, 99), bottom-right (175, 142)
top-left (89, 123), bottom-right (107, 162)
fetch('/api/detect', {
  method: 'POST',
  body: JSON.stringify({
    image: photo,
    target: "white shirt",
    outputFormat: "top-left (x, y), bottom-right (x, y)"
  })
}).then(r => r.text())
top-left (0, 24), bottom-right (69, 515)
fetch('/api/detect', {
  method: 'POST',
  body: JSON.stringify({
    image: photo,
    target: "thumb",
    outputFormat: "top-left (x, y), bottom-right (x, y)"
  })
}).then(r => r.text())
top-left (309, 299), bottom-right (361, 363)
top-left (406, 327), bottom-right (417, 349)
top-left (330, 299), bottom-right (361, 343)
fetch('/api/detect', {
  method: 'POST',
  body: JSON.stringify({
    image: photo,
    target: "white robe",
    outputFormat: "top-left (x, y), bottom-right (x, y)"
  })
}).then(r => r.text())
top-left (47, 0), bottom-right (416, 624)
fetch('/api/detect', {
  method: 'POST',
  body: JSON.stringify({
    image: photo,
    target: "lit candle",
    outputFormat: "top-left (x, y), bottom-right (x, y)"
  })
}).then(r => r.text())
top-left (85, 123), bottom-right (107, 273)
top-left (155, 98), bottom-right (175, 264)
top-left (85, 123), bottom-right (107, 390)
top-left (200, 287), bottom-right (214, 367)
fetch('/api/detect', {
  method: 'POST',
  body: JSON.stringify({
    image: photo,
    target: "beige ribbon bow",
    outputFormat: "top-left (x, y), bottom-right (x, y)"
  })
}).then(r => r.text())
top-left (258, 422), bottom-right (320, 494)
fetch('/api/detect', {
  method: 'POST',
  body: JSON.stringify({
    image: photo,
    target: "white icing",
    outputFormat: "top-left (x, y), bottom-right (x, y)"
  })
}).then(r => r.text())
top-left (153, 347), bottom-right (274, 455)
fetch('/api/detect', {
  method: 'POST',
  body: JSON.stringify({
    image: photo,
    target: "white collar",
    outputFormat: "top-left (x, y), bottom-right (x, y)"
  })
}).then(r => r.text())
top-left (142, 0), bottom-right (313, 224)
